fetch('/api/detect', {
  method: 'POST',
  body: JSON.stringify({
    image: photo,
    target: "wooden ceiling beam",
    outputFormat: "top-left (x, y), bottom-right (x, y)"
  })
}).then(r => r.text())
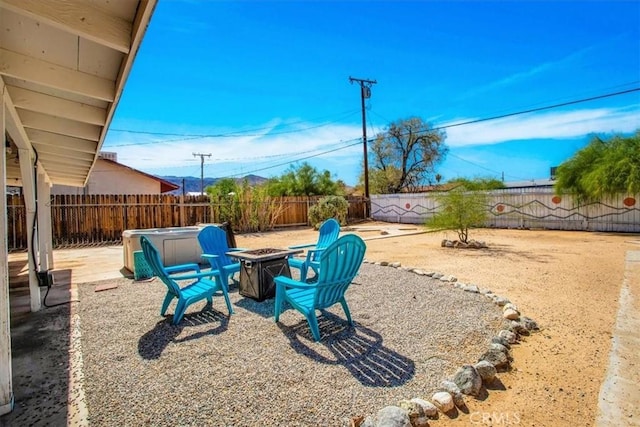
top-left (0, 0), bottom-right (132, 53)
top-left (0, 48), bottom-right (115, 102)
top-left (27, 129), bottom-right (98, 155)
top-left (40, 163), bottom-right (90, 175)
top-left (48, 172), bottom-right (89, 181)
top-left (20, 110), bottom-right (101, 141)
top-left (35, 149), bottom-right (95, 164)
top-left (7, 86), bottom-right (107, 126)
top-left (41, 164), bottom-right (88, 175)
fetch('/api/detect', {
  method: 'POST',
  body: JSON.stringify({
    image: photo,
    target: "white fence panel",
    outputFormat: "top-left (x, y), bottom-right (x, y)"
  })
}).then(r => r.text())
top-left (372, 190), bottom-right (640, 232)
top-left (370, 193), bottom-right (438, 224)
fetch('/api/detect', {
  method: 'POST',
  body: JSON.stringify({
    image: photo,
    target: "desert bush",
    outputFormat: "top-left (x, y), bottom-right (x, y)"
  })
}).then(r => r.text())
top-left (426, 187), bottom-right (488, 243)
top-left (209, 180), bottom-right (284, 232)
top-left (308, 196), bottom-right (348, 229)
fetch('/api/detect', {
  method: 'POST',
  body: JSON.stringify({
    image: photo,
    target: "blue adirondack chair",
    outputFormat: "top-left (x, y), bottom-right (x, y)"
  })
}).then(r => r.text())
top-left (140, 236), bottom-right (233, 325)
top-left (275, 234), bottom-right (367, 341)
top-left (288, 218), bottom-right (340, 282)
top-left (197, 225), bottom-right (242, 290)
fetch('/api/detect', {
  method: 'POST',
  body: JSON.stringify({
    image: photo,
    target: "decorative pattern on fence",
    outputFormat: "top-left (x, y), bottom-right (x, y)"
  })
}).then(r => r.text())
top-left (6, 194), bottom-right (367, 250)
top-left (371, 190), bottom-right (640, 232)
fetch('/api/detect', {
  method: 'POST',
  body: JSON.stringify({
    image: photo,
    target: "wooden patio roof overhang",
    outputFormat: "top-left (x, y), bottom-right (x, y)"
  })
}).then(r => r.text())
top-left (1, 0), bottom-right (157, 187)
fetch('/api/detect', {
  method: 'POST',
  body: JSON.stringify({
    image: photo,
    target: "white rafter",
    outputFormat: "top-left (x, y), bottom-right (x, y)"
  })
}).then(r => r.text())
top-left (7, 86), bottom-right (107, 126)
top-left (0, 48), bottom-right (116, 102)
top-left (0, 0), bottom-right (132, 53)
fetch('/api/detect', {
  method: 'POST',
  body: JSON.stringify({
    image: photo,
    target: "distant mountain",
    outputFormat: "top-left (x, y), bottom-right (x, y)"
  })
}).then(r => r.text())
top-left (162, 174), bottom-right (268, 195)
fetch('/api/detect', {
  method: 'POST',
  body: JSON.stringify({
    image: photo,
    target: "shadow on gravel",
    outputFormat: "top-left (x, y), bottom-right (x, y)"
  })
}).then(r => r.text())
top-left (278, 311), bottom-right (415, 387)
top-left (138, 308), bottom-right (229, 359)
top-left (234, 295), bottom-right (276, 318)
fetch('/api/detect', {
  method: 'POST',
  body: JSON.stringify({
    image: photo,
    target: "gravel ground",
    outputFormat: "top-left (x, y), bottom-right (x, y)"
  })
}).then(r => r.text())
top-left (77, 262), bottom-right (502, 426)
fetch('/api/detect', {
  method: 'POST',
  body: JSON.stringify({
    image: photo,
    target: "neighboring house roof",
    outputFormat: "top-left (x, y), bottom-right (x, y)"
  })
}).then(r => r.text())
top-left (1, 0), bottom-right (158, 187)
top-left (503, 178), bottom-right (555, 189)
top-left (99, 158), bottom-right (179, 193)
top-left (396, 179), bottom-right (555, 193)
top-left (402, 182), bottom-right (463, 193)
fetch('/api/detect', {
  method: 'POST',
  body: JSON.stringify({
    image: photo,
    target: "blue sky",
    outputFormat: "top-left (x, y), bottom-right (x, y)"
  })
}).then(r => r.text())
top-left (103, 0), bottom-right (640, 186)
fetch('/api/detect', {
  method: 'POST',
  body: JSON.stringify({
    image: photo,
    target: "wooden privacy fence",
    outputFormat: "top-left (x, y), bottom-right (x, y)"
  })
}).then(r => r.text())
top-left (371, 189), bottom-right (640, 232)
top-left (6, 194), bottom-right (367, 250)
top-left (275, 195), bottom-right (368, 226)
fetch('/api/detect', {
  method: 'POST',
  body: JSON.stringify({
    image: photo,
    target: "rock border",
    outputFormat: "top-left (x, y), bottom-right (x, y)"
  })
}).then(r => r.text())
top-left (352, 260), bottom-right (540, 427)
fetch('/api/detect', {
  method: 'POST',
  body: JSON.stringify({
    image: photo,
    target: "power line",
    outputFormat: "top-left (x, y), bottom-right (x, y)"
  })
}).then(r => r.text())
top-left (208, 140), bottom-right (357, 162)
top-left (223, 140), bottom-right (363, 178)
top-left (432, 87), bottom-right (639, 132)
top-left (219, 86), bottom-right (639, 178)
top-left (108, 109), bottom-right (359, 140)
top-left (445, 152), bottom-right (528, 181)
top-left (113, 86), bottom-right (639, 180)
top-left (107, 135), bottom-right (209, 148)
top-left (465, 80), bottom-right (640, 118)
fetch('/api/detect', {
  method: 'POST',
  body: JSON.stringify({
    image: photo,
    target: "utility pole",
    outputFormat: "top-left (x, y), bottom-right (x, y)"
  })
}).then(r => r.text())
top-left (192, 152), bottom-right (211, 195)
top-left (349, 76), bottom-right (377, 212)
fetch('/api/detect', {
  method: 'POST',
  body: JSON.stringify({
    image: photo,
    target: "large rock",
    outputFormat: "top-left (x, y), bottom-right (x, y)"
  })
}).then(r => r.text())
top-left (463, 284), bottom-right (480, 293)
top-left (502, 303), bottom-right (519, 313)
top-left (493, 297), bottom-right (510, 306)
top-left (398, 399), bottom-right (430, 427)
top-left (491, 336), bottom-right (511, 349)
top-left (439, 380), bottom-right (465, 408)
top-left (431, 391), bottom-right (454, 413)
top-left (409, 398), bottom-right (438, 419)
top-left (520, 316), bottom-right (540, 331)
top-left (498, 329), bottom-right (518, 344)
top-left (508, 320), bottom-right (530, 335)
top-left (442, 240), bottom-right (454, 248)
top-left (490, 342), bottom-right (509, 354)
top-left (474, 360), bottom-right (498, 383)
top-left (479, 348), bottom-right (511, 371)
top-left (452, 365), bottom-right (483, 396)
top-left (503, 308), bottom-right (520, 320)
top-left (370, 406), bottom-right (411, 427)
top-left (467, 239), bottom-right (487, 249)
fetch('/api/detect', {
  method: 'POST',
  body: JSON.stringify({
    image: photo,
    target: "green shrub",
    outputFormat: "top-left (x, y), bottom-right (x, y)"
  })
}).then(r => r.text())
top-left (308, 196), bottom-right (348, 229)
top-left (426, 187), bottom-right (488, 243)
top-left (208, 180), bottom-right (285, 232)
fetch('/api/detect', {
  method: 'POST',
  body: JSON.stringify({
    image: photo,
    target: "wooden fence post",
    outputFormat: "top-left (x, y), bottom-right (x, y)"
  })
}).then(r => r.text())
top-left (179, 193), bottom-right (185, 227)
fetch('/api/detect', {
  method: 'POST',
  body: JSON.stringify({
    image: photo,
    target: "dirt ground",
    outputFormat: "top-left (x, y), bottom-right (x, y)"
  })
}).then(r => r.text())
top-left (235, 223), bottom-right (640, 426)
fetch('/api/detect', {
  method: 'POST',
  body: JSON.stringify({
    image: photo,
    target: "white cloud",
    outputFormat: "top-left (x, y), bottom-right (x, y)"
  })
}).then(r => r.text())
top-left (106, 122), bottom-right (363, 176)
top-left (104, 105), bottom-right (639, 184)
top-left (445, 106), bottom-right (640, 147)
